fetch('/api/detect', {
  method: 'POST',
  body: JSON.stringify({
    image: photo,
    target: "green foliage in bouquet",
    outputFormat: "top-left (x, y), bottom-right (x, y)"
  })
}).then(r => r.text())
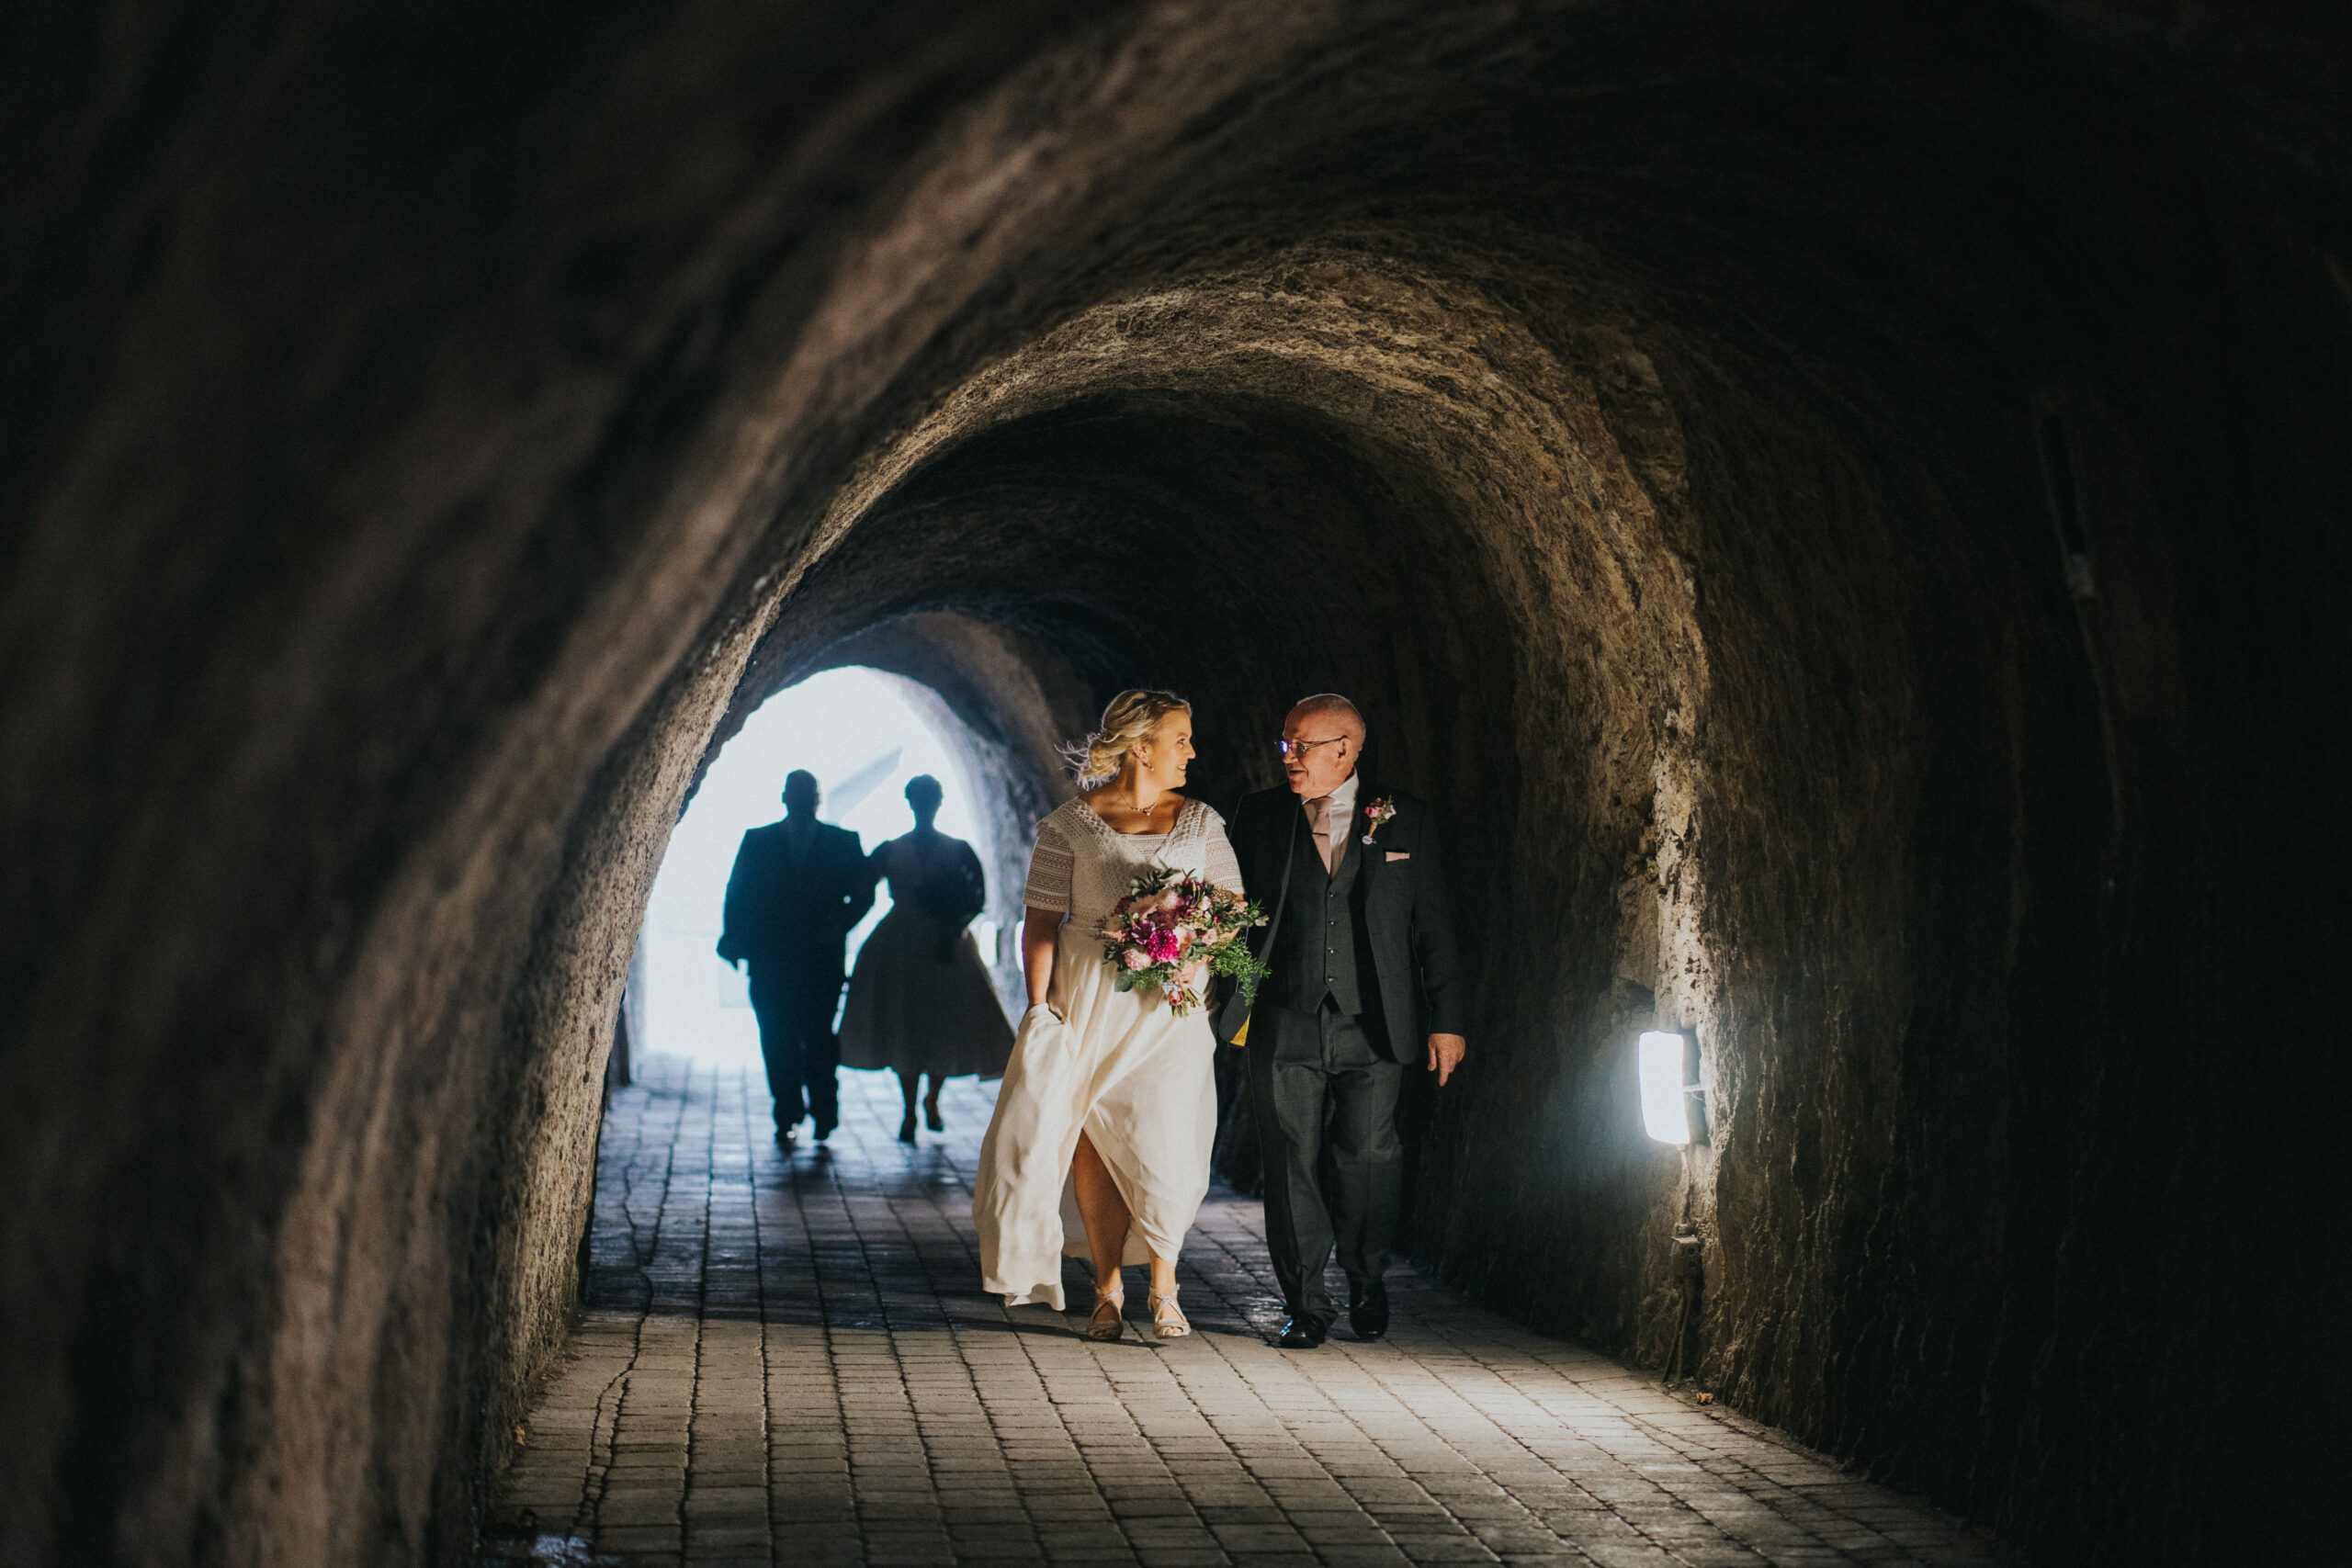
top-left (1098, 866), bottom-right (1271, 1017)
top-left (1206, 910), bottom-right (1272, 1007)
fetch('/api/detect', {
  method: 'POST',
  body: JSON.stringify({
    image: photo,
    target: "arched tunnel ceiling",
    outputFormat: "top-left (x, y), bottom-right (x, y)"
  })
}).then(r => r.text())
top-left (722, 250), bottom-right (1713, 822)
top-left (2, 4), bottom-right (2346, 1566)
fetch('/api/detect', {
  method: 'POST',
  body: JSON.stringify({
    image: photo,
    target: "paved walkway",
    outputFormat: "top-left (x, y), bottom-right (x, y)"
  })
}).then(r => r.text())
top-left (481, 1055), bottom-right (2007, 1568)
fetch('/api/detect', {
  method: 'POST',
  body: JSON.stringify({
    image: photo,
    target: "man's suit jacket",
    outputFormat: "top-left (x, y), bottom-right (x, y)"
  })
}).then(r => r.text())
top-left (1217, 778), bottom-right (1465, 1055)
top-left (718, 818), bottom-right (875, 984)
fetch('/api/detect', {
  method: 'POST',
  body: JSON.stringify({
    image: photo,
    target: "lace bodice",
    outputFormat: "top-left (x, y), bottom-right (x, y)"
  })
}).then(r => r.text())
top-left (1023, 797), bottom-right (1243, 931)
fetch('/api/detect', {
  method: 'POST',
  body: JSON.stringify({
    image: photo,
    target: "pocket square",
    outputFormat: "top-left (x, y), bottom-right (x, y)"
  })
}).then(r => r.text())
top-left (1385, 851), bottom-right (1411, 862)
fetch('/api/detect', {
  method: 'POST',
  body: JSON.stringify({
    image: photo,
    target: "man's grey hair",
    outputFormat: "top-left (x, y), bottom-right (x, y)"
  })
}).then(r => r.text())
top-left (1288, 693), bottom-right (1365, 742)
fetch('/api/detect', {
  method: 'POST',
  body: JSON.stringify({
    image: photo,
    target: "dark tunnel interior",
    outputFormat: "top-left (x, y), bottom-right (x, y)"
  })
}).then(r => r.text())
top-left (3, 2), bottom-right (2347, 1563)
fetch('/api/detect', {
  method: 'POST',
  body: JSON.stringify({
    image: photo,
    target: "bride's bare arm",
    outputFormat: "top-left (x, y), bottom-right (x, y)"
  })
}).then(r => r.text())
top-left (1022, 905), bottom-right (1062, 1010)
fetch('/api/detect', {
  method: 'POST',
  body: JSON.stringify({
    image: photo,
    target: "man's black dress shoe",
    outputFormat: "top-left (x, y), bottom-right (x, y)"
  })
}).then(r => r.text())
top-left (1349, 1283), bottom-right (1389, 1340)
top-left (1276, 1316), bottom-right (1329, 1349)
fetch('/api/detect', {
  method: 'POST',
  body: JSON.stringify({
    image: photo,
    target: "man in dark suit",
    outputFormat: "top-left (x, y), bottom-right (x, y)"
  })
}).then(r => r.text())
top-left (1217, 694), bottom-right (1467, 1348)
top-left (719, 769), bottom-right (876, 1145)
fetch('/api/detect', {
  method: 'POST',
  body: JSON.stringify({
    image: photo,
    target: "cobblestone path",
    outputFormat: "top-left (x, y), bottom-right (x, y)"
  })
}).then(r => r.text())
top-left (482, 1055), bottom-right (2007, 1568)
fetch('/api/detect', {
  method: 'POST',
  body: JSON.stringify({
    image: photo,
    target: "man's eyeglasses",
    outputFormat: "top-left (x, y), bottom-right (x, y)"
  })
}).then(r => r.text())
top-left (1277, 737), bottom-right (1349, 761)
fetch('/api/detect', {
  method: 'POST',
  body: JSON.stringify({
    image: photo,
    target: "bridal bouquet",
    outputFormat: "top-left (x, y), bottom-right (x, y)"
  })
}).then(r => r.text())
top-left (1099, 867), bottom-right (1271, 1017)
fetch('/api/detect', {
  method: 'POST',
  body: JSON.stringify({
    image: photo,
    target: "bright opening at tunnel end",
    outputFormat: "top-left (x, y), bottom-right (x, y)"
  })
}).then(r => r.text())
top-left (638, 666), bottom-right (999, 1067)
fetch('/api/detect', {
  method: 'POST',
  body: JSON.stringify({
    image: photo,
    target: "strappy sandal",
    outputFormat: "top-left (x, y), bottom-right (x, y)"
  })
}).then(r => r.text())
top-left (1148, 1289), bottom-right (1190, 1339)
top-left (1085, 1289), bottom-right (1125, 1342)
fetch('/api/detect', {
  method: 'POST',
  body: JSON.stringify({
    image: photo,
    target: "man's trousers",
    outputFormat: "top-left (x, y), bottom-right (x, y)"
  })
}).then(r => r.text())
top-left (1247, 998), bottom-right (1404, 1326)
top-left (748, 969), bottom-right (842, 1134)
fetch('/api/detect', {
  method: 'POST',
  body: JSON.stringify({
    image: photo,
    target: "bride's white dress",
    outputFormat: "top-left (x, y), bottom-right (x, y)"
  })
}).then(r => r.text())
top-left (974, 795), bottom-right (1244, 1308)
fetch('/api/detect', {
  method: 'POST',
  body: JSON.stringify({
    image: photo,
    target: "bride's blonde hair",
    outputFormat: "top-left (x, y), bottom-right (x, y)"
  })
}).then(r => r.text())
top-left (1067, 689), bottom-right (1191, 787)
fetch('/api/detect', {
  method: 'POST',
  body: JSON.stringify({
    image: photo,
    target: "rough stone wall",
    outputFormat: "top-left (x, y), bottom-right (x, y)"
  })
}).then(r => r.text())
top-left (2, 4), bottom-right (2346, 1565)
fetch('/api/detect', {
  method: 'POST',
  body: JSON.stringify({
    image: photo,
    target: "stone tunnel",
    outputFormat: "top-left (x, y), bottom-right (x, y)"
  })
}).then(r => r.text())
top-left (3, 3), bottom-right (2346, 1564)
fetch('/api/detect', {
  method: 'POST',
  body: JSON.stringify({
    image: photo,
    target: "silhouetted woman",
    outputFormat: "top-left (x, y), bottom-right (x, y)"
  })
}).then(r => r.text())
top-left (839, 775), bottom-right (1015, 1140)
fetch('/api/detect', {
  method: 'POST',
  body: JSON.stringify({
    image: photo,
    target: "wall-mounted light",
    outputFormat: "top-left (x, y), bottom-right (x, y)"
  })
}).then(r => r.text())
top-left (1638, 1030), bottom-right (1710, 1146)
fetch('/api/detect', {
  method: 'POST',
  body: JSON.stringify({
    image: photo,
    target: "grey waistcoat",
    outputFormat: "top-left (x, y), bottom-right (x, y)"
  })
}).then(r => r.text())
top-left (1270, 810), bottom-right (1374, 1015)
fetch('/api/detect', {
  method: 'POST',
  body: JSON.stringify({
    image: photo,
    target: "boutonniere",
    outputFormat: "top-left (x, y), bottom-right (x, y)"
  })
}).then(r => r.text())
top-left (1360, 796), bottom-right (1397, 845)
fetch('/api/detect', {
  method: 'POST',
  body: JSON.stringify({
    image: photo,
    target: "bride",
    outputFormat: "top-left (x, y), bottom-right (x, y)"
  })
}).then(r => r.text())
top-left (973, 689), bottom-right (1244, 1341)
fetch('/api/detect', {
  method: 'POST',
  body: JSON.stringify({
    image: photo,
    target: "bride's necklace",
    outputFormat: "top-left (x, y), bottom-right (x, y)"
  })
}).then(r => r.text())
top-left (1091, 788), bottom-right (1177, 834)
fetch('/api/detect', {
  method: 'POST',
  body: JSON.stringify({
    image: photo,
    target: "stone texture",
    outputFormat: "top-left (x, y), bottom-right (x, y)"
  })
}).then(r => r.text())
top-left (481, 1057), bottom-right (2009, 1568)
top-left (2, 4), bottom-right (2346, 1566)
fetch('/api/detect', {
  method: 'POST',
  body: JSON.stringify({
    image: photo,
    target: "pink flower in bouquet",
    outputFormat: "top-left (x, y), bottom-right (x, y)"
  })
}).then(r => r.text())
top-left (1097, 865), bottom-right (1270, 1016)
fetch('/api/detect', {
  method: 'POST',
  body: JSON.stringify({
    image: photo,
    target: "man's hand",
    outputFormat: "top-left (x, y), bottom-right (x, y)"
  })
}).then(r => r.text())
top-left (1425, 1032), bottom-right (1466, 1086)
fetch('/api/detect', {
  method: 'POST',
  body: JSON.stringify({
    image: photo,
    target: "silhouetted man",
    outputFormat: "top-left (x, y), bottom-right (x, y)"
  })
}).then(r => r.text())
top-left (719, 770), bottom-right (875, 1145)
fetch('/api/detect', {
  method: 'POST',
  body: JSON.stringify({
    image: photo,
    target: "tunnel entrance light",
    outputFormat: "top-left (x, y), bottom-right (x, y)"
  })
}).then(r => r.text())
top-left (639, 667), bottom-right (994, 1066)
top-left (1639, 1030), bottom-right (1707, 1145)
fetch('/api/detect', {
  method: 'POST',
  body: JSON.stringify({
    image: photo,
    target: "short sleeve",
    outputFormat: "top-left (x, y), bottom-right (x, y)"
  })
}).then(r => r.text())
top-left (1202, 812), bottom-right (1245, 896)
top-left (1023, 819), bottom-right (1075, 913)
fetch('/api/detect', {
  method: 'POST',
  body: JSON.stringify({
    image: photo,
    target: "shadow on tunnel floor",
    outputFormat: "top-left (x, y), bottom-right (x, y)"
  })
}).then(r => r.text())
top-left (486, 1054), bottom-right (2011, 1565)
